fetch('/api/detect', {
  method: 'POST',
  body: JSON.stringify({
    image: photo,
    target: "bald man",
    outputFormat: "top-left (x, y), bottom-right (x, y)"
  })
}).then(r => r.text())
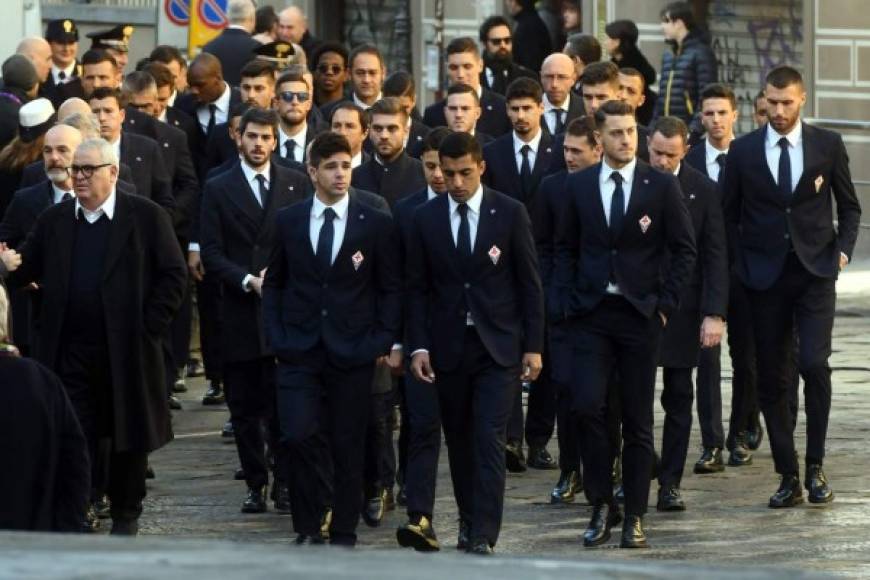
top-left (540, 53), bottom-right (584, 136)
top-left (202, 0), bottom-right (259, 87)
top-left (277, 6), bottom-right (321, 69)
top-left (58, 97), bottom-right (93, 121)
top-left (17, 38), bottom-right (53, 85)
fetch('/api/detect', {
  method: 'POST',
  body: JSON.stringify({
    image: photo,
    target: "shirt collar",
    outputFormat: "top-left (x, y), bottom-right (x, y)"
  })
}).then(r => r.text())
top-left (351, 151), bottom-right (363, 168)
top-left (168, 90), bottom-right (177, 106)
top-left (543, 92), bottom-right (569, 112)
top-left (280, 123), bottom-right (308, 143)
top-left (75, 187), bottom-right (117, 221)
top-left (211, 82), bottom-right (232, 113)
top-left (240, 159), bottom-right (270, 185)
top-left (312, 192), bottom-right (350, 220)
top-left (600, 156), bottom-right (637, 186)
top-left (673, 162), bottom-right (681, 176)
top-left (427, 185), bottom-right (439, 200)
top-left (448, 184), bottom-right (484, 215)
top-left (705, 138), bottom-right (728, 164)
top-left (513, 128), bottom-right (543, 156)
top-left (766, 121), bottom-right (802, 149)
top-left (51, 182), bottom-right (74, 204)
top-left (353, 92), bottom-right (381, 110)
top-left (51, 62), bottom-right (76, 80)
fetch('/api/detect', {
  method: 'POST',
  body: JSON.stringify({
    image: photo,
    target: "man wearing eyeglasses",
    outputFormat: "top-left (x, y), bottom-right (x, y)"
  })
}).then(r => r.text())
top-left (478, 15), bottom-right (537, 96)
top-left (0, 138), bottom-right (187, 536)
top-left (274, 71), bottom-right (322, 165)
top-left (540, 53), bottom-right (584, 136)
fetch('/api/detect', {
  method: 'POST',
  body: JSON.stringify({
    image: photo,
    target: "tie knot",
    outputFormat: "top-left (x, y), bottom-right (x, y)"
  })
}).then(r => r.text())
top-left (716, 153), bottom-right (727, 168)
top-left (58, 71), bottom-right (66, 80)
top-left (611, 171), bottom-right (623, 185)
top-left (778, 137), bottom-right (789, 150)
top-left (457, 202), bottom-right (469, 216)
top-left (254, 174), bottom-right (267, 185)
top-left (208, 104), bottom-right (217, 113)
top-left (520, 144), bottom-right (531, 155)
top-left (323, 207), bottom-right (336, 222)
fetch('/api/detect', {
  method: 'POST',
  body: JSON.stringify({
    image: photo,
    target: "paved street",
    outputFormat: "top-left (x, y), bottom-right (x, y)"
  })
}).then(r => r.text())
top-left (129, 274), bottom-right (870, 578)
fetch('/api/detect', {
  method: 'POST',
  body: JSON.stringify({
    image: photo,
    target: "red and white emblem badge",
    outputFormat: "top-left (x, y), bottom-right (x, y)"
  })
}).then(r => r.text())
top-left (639, 215), bottom-right (652, 233)
top-left (351, 251), bottom-right (364, 271)
top-left (488, 245), bottom-right (501, 265)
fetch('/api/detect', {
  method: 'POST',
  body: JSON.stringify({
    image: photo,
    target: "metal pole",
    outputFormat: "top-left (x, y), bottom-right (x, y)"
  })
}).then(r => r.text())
top-left (434, 0), bottom-right (445, 100)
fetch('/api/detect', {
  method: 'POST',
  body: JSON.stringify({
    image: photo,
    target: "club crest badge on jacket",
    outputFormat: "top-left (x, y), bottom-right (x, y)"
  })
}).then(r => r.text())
top-left (352, 251), bottom-right (364, 271)
top-left (488, 245), bottom-right (501, 265)
top-left (639, 215), bottom-right (652, 233)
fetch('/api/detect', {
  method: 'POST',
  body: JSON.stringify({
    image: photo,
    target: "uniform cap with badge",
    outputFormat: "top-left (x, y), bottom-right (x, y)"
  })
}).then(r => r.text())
top-left (45, 19), bottom-right (79, 44)
top-left (87, 24), bottom-right (134, 53)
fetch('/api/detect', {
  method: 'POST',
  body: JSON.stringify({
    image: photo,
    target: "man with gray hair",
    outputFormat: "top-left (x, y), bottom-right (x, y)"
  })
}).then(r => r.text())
top-left (0, 137), bottom-right (187, 536)
top-left (202, 0), bottom-right (260, 87)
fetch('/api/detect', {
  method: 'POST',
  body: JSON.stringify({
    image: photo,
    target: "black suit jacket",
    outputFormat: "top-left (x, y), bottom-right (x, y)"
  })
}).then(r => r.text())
top-left (541, 95), bottom-right (585, 137)
top-left (39, 64), bottom-right (81, 109)
top-left (165, 106), bottom-right (200, 160)
top-left (722, 123), bottom-right (862, 290)
top-left (19, 160), bottom-right (136, 193)
top-left (512, 8), bottom-right (553, 73)
top-left (351, 152), bottom-right (426, 208)
top-left (423, 88), bottom-right (511, 137)
top-left (482, 130), bottom-right (559, 208)
top-left (554, 160), bottom-right (697, 320)
top-left (151, 120), bottom-right (200, 240)
top-left (531, 169), bottom-right (569, 293)
top-left (262, 195), bottom-right (401, 368)
top-left (199, 163), bottom-right (309, 363)
top-left (201, 28), bottom-right (260, 87)
top-left (174, 87), bottom-right (242, 180)
top-left (122, 107), bottom-right (161, 140)
top-left (549, 123), bottom-right (649, 173)
top-left (406, 187), bottom-right (545, 371)
top-left (480, 60), bottom-right (539, 96)
top-left (119, 132), bottom-right (176, 214)
top-left (684, 140), bottom-right (709, 178)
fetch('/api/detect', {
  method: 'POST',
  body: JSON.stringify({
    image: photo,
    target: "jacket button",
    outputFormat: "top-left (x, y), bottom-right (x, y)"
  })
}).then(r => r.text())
top-left (784, 233), bottom-right (790, 240)
top-left (464, 282), bottom-right (470, 289)
top-left (611, 249), bottom-right (617, 255)
top-left (321, 309), bottom-right (328, 317)
top-left (785, 208), bottom-right (791, 214)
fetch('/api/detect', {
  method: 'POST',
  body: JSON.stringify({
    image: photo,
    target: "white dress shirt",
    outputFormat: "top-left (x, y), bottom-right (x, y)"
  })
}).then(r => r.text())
top-left (51, 62), bottom-right (76, 85)
top-left (542, 93), bottom-right (570, 135)
top-left (196, 82), bottom-right (231, 133)
top-left (485, 67), bottom-right (495, 89)
top-left (110, 137), bottom-right (121, 163)
top-left (310, 192), bottom-right (350, 264)
top-left (240, 161), bottom-right (270, 291)
top-left (75, 187), bottom-right (117, 223)
top-left (448, 184), bottom-right (483, 251)
top-left (51, 183), bottom-right (75, 205)
top-left (765, 122), bottom-right (803, 194)
top-left (351, 151), bottom-right (363, 169)
top-left (426, 186), bottom-right (439, 201)
top-left (353, 92), bottom-right (381, 111)
top-left (513, 129), bottom-right (542, 174)
top-left (599, 157), bottom-right (637, 294)
top-left (704, 138), bottom-right (729, 182)
top-left (279, 124), bottom-right (308, 162)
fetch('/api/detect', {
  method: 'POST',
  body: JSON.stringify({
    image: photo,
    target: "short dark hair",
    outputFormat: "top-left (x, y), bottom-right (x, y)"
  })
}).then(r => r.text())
top-left (565, 116), bottom-right (597, 146)
top-left (239, 107), bottom-right (279, 138)
top-left (143, 61), bottom-right (174, 89)
top-left (88, 86), bottom-right (125, 108)
top-left (149, 45), bottom-right (186, 70)
top-left (564, 34), bottom-right (602, 66)
top-left (312, 42), bottom-right (349, 69)
top-left (650, 115), bottom-right (689, 144)
top-left (479, 15), bottom-right (511, 43)
top-left (581, 61), bottom-right (619, 87)
top-left (605, 20), bottom-right (639, 48)
top-left (255, 5), bottom-right (278, 34)
top-left (230, 102), bottom-right (252, 120)
top-left (82, 49), bottom-right (117, 70)
top-left (439, 131), bottom-right (483, 163)
top-left (123, 71), bottom-right (156, 94)
top-left (446, 83), bottom-right (480, 105)
top-left (309, 131), bottom-right (352, 167)
top-left (593, 99), bottom-right (634, 128)
top-left (330, 100), bottom-right (369, 132)
top-left (349, 44), bottom-right (383, 70)
top-left (700, 82), bottom-right (737, 109)
top-left (369, 97), bottom-right (408, 122)
top-left (240, 59), bottom-right (276, 82)
top-left (446, 37), bottom-right (480, 58)
top-left (382, 71), bottom-right (415, 99)
top-left (766, 65), bottom-right (804, 90)
top-left (275, 71), bottom-right (309, 91)
top-left (661, 2), bottom-right (696, 30)
top-left (618, 67), bottom-right (646, 91)
top-left (505, 77), bottom-right (543, 103)
top-left (422, 127), bottom-right (452, 154)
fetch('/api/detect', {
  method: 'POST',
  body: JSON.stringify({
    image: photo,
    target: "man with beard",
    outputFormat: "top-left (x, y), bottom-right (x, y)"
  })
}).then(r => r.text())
top-left (351, 97), bottom-right (425, 208)
top-left (275, 71), bottom-right (322, 165)
top-left (478, 15), bottom-right (537, 96)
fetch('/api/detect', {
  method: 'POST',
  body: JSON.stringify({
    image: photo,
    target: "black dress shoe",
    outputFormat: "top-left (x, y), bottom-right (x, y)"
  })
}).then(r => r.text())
top-left (656, 484), bottom-right (685, 511)
top-left (468, 538), bottom-right (494, 555)
top-left (769, 474), bottom-right (804, 508)
top-left (693, 447), bottom-right (724, 474)
top-left (550, 470), bottom-right (582, 504)
top-left (234, 468), bottom-right (245, 480)
top-left (746, 421), bottom-right (764, 451)
top-left (221, 420), bottom-right (234, 439)
top-left (728, 434), bottom-right (753, 466)
top-left (583, 503), bottom-right (622, 547)
top-left (505, 441), bottom-right (527, 473)
top-left (620, 515), bottom-right (648, 548)
top-left (202, 382), bottom-right (225, 405)
top-left (396, 485), bottom-right (407, 507)
top-left (93, 494), bottom-right (111, 519)
top-left (396, 515), bottom-right (441, 552)
top-left (295, 533), bottom-right (327, 545)
top-left (384, 488), bottom-right (396, 512)
top-left (81, 505), bottom-right (101, 533)
top-left (168, 395), bottom-right (182, 410)
top-left (274, 483), bottom-right (291, 513)
top-left (527, 446), bottom-right (558, 470)
top-left (241, 485), bottom-right (267, 513)
top-left (110, 519), bottom-right (139, 536)
top-left (362, 489), bottom-right (385, 527)
top-left (456, 519), bottom-right (471, 550)
top-left (805, 464), bottom-right (834, 504)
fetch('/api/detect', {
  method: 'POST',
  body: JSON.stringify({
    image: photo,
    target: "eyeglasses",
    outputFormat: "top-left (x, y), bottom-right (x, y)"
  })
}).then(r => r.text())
top-left (68, 163), bottom-right (112, 178)
top-left (488, 36), bottom-right (512, 45)
top-left (279, 91), bottom-right (310, 103)
top-left (317, 64), bottom-right (344, 75)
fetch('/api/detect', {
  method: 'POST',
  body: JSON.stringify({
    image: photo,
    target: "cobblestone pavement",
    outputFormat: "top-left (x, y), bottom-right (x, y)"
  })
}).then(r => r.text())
top-left (135, 293), bottom-right (870, 578)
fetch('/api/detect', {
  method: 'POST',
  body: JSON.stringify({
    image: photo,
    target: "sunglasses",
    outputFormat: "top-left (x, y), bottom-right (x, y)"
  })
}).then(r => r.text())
top-left (279, 91), bottom-right (310, 103)
top-left (317, 64), bottom-right (344, 75)
top-left (68, 163), bottom-right (112, 178)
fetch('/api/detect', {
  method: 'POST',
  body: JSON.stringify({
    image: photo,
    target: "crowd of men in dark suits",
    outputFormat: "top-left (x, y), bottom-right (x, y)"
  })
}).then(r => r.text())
top-left (0, 0), bottom-right (861, 557)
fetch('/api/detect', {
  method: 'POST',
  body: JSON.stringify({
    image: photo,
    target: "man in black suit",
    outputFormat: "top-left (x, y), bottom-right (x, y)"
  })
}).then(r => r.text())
top-left (647, 117), bottom-right (728, 511)
top-left (274, 70), bottom-right (323, 165)
top-left (352, 97), bottom-right (426, 208)
top-left (478, 15), bottom-right (538, 96)
top-left (382, 71), bottom-right (430, 158)
top-left (146, 61), bottom-right (199, 162)
top-left (330, 102), bottom-right (371, 169)
top-left (1, 137), bottom-right (187, 535)
top-left (406, 132), bottom-right (544, 555)
top-left (584, 61), bottom-right (649, 162)
top-left (202, 0), bottom-right (259, 88)
top-left (554, 100), bottom-right (696, 548)
top-left (423, 37), bottom-right (511, 137)
top-left (263, 132), bottom-right (401, 546)
top-left (321, 44), bottom-right (384, 122)
top-left (722, 66), bottom-right (862, 508)
top-left (443, 84), bottom-right (494, 146)
top-left (201, 107), bottom-right (308, 514)
top-left (40, 19), bottom-right (81, 109)
top-left (540, 53), bottom-right (584, 136)
top-left (532, 116), bottom-right (601, 505)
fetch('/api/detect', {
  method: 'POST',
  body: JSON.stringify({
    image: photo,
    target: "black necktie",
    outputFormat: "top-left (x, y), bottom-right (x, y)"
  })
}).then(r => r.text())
top-left (554, 109), bottom-right (565, 134)
top-left (715, 153), bottom-right (727, 184)
top-left (61, 192), bottom-right (73, 202)
top-left (285, 140), bottom-right (296, 162)
top-left (777, 137), bottom-right (792, 198)
top-left (254, 174), bottom-right (268, 207)
top-left (206, 103), bottom-right (217, 135)
top-left (316, 207), bottom-right (336, 272)
top-left (520, 144), bottom-right (533, 197)
top-left (610, 172), bottom-right (625, 241)
top-left (457, 203), bottom-right (471, 258)
top-left (58, 71), bottom-right (66, 82)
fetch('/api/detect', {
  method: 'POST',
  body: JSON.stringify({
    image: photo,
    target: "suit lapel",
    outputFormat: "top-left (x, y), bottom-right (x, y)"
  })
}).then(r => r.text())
top-left (102, 193), bottom-right (134, 281)
top-left (225, 165), bottom-right (264, 226)
top-left (472, 189), bottom-right (494, 268)
top-left (794, 122), bottom-right (823, 201)
top-left (332, 196), bottom-right (362, 276)
top-left (531, 131), bottom-right (554, 185)
top-left (756, 126), bottom-right (781, 193)
top-left (53, 202), bottom-right (76, 293)
top-left (584, 163), bottom-right (609, 234)
top-left (260, 166), bottom-right (302, 237)
top-left (618, 162), bottom-right (653, 243)
top-left (433, 194), bottom-right (462, 277)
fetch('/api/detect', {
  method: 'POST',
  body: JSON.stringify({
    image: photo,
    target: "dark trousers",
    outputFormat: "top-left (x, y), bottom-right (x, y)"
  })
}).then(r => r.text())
top-left (725, 276), bottom-right (760, 446)
top-left (506, 380), bottom-right (524, 444)
top-left (746, 254), bottom-right (835, 475)
top-left (658, 367), bottom-right (694, 487)
top-left (568, 296), bottom-right (661, 517)
top-left (402, 370), bottom-right (442, 519)
top-left (555, 379), bottom-right (580, 471)
top-left (524, 352), bottom-right (558, 449)
top-left (437, 327), bottom-right (518, 546)
top-left (364, 388), bottom-right (393, 497)
top-left (696, 345), bottom-right (724, 449)
top-left (223, 357), bottom-right (277, 490)
top-left (196, 274), bottom-right (223, 382)
top-left (171, 280), bottom-right (193, 375)
top-left (58, 343), bottom-right (147, 522)
top-left (277, 348), bottom-right (373, 544)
